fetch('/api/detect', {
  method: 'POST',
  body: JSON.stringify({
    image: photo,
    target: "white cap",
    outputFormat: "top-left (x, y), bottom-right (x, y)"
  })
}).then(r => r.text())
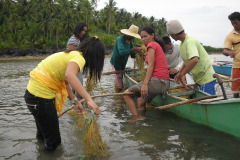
top-left (166, 20), bottom-right (184, 34)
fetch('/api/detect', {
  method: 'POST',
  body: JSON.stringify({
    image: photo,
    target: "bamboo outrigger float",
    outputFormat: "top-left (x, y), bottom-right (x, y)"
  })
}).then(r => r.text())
top-left (124, 71), bottom-right (240, 138)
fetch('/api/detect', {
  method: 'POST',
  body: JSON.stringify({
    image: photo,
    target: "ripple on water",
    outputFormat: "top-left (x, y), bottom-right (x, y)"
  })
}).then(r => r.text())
top-left (1, 57), bottom-right (240, 160)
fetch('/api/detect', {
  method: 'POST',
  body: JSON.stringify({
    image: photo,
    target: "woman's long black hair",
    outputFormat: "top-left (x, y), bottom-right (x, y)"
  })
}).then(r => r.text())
top-left (140, 26), bottom-right (166, 52)
top-left (65, 37), bottom-right (105, 82)
top-left (78, 37), bottom-right (105, 82)
top-left (73, 22), bottom-right (88, 39)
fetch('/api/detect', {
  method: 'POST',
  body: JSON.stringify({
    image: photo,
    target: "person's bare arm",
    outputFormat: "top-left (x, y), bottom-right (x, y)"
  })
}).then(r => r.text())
top-left (223, 48), bottom-right (236, 58)
top-left (141, 48), bottom-right (155, 97)
top-left (67, 44), bottom-right (77, 50)
top-left (65, 62), bottom-right (100, 115)
top-left (181, 57), bottom-right (199, 76)
top-left (178, 57), bottom-right (198, 87)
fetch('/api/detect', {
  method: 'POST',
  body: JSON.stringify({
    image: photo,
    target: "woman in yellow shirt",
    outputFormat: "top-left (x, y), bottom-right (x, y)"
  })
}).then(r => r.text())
top-left (24, 36), bottom-right (105, 151)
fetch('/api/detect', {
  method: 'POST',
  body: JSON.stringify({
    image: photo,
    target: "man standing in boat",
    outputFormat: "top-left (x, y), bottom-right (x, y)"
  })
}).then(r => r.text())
top-left (223, 12), bottom-right (240, 98)
top-left (166, 20), bottom-right (216, 95)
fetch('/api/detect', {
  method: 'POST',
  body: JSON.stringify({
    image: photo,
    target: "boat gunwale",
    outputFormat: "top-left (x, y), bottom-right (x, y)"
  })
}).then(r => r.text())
top-left (124, 72), bottom-right (240, 105)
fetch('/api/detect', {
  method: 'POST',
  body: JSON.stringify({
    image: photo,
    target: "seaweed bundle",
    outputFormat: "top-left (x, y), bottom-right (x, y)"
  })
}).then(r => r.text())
top-left (68, 110), bottom-right (109, 158)
top-left (134, 45), bottom-right (147, 81)
top-left (85, 75), bottom-right (98, 95)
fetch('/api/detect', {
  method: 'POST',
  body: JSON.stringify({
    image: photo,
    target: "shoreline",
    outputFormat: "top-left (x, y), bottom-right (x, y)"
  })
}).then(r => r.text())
top-left (0, 55), bottom-right (112, 61)
top-left (0, 56), bottom-right (47, 61)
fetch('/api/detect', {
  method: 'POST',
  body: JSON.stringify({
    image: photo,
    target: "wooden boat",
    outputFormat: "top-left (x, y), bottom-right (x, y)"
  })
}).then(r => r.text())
top-left (212, 61), bottom-right (232, 76)
top-left (123, 71), bottom-right (240, 138)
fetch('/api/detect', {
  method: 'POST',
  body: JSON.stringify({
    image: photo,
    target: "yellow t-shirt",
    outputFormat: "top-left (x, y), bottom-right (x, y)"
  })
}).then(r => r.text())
top-left (223, 29), bottom-right (240, 68)
top-left (27, 51), bottom-right (85, 99)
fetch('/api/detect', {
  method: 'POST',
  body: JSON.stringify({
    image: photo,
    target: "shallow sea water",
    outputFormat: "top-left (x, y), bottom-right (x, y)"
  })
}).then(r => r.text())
top-left (0, 55), bottom-right (240, 160)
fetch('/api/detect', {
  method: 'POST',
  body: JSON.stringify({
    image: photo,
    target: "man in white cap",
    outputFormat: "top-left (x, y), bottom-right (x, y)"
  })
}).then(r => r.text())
top-left (110, 24), bottom-right (142, 92)
top-left (166, 20), bottom-right (216, 95)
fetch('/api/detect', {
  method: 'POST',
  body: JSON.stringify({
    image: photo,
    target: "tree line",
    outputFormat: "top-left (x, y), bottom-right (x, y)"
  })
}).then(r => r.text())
top-left (0, 0), bottom-right (221, 52)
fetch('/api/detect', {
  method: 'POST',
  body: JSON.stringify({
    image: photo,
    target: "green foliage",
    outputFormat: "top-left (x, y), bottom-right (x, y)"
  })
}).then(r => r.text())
top-left (101, 34), bottom-right (116, 47)
top-left (133, 38), bottom-right (143, 46)
top-left (0, 0), bottom-right (169, 51)
top-left (203, 45), bottom-right (222, 53)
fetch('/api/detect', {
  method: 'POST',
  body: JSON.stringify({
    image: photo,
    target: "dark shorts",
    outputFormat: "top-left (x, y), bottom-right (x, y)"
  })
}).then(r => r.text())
top-left (128, 77), bottom-right (170, 103)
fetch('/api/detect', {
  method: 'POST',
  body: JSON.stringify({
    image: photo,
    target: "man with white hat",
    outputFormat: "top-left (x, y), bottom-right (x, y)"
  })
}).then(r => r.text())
top-left (166, 20), bottom-right (216, 95)
top-left (110, 24), bottom-right (142, 91)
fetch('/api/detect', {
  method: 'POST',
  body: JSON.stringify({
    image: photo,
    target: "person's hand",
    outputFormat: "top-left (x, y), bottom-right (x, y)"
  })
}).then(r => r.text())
top-left (174, 73), bottom-right (180, 83)
top-left (74, 100), bottom-right (84, 114)
top-left (179, 73), bottom-right (187, 88)
top-left (169, 68), bottom-right (177, 74)
top-left (132, 47), bottom-right (142, 52)
top-left (86, 99), bottom-right (100, 116)
top-left (229, 51), bottom-right (236, 58)
top-left (141, 84), bottom-right (148, 97)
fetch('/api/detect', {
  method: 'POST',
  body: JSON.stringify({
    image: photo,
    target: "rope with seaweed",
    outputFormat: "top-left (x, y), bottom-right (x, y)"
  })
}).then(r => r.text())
top-left (63, 47), bottom-right (149, 158)
top-left (61, 92), bottom-right (135, 117)
top-left (134, 45), bottom-right (147, 81)
top-left (66, 74), bottom-right (110, 158)
top-left (62, 75), bottom-right (135, 158)
top-left (68, 107), bottom-right (109, 158)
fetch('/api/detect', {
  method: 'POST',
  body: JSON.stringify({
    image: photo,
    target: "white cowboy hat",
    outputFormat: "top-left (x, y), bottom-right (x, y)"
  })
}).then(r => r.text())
top-left (120, 24), bottom-right (141, 39)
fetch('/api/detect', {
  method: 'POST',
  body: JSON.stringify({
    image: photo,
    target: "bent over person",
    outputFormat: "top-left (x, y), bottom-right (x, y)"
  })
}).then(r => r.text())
top-left (223, 12), bottom-right (240, 98)
top-left (24, 37), bottom-right (105, 151)
top-left (162, 36), bottom-right (183, 79)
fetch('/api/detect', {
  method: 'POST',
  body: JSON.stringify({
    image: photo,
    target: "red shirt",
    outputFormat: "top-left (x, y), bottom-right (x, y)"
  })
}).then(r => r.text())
top-left (145, 42), bottom-right (169, 79)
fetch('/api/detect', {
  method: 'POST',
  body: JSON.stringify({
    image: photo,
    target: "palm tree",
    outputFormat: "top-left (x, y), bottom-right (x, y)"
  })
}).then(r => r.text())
top-left (91, 10), bottom-right (101, 35)
top-left (39, 9), bottom-right (50, 39)
top-left (75, 3), bottom-right (85, 22)
top-left (89, 0), bottom-right (98, 7)
top-left (3, 0), bottom-right (15, 17)
top-left (62, 10), bottom-right (74, 37)
top-left (105, 0), bottom-right (117, 34)
top-left (81, 0), bottom-right (93, 25)
top-left (51, 18), bottom-right (61, 49)
top-left (156, 18), bottom-right (167, 37)
top-left (149, 16), bottom-right (157, 29)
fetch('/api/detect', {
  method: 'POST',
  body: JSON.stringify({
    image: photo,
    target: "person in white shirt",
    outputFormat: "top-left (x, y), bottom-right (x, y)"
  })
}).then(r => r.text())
top-left (162, 36), bottom-right (183, 79)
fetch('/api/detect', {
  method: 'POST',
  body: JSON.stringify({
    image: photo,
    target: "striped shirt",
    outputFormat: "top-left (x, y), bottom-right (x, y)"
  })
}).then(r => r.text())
top-left (66, 35), bottom-right (80, 49)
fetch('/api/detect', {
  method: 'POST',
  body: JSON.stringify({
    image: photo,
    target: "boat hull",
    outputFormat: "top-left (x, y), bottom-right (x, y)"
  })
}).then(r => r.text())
top-left (124, 71), bottom-right (240, 138)
top-left (212, 64), bottom-right (232, 76)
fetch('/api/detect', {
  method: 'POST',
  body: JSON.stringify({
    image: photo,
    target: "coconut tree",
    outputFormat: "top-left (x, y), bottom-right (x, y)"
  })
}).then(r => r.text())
top-left (2, 0), bottom-right (15, 18)
top-left (91, 10), bottom-right (101, 35)
top-left (81, 0), bottom-right (93, 25)
top-left (156, 18), bottom-right (167, 37)
top-left (62, 10), bottom-right (74, 37)
top-left (105, 0), bottom-right (117, 34)
top-left (50, 18), bottom-right (61, 49)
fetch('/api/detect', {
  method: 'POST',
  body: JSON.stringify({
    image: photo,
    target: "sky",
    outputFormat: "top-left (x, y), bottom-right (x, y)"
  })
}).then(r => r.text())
top-left (97, 0), bottom-right (240, 48)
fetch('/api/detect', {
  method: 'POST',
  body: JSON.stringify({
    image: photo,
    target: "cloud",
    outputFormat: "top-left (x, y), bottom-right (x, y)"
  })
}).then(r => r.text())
top-left (97, 0), bottom-right (240, 47)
